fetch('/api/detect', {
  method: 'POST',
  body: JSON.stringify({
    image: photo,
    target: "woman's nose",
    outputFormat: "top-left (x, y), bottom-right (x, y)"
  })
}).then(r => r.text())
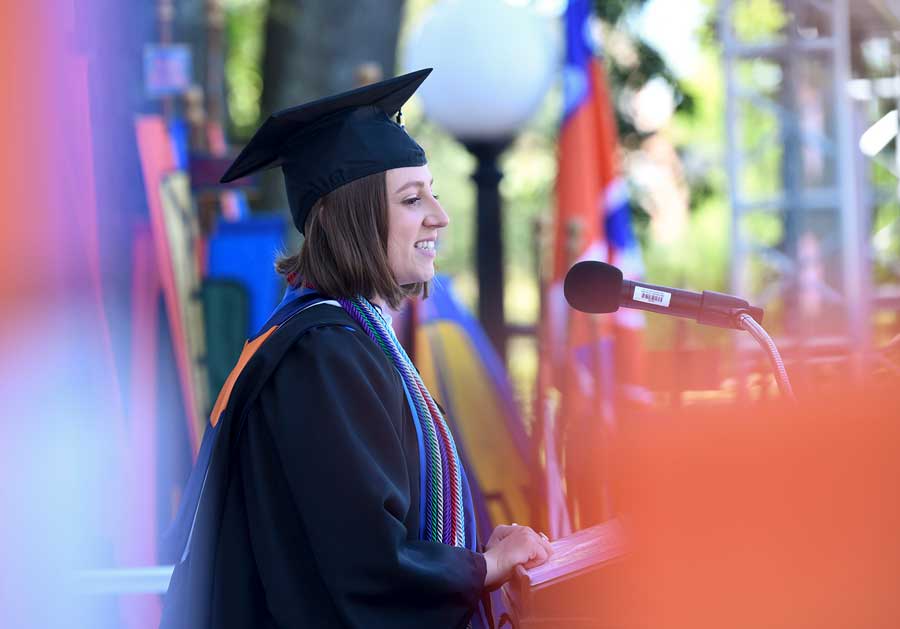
top-left (426, 199), bottom-right (449, 228)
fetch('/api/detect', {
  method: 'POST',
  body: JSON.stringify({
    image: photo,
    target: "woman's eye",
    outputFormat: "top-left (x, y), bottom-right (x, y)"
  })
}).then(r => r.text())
top-left (404, 196), bottom-right (421, 205)
top-left (432, 193), bottom-right (440, 200)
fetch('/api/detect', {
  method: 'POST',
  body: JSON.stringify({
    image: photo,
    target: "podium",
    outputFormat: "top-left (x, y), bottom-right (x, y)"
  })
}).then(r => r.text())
top-left (500, 519), bottom-right (630, 628)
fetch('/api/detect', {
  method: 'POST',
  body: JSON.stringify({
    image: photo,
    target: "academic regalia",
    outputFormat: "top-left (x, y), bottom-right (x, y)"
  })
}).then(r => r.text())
top-left (161, 69), bottom-right (491, 629)
top-left (161, 294), bottom-right (485, 629)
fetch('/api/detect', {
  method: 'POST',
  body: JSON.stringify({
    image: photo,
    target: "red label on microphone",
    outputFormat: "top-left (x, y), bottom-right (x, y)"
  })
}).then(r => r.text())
top-left (634, 286), bottom-right (671, 308)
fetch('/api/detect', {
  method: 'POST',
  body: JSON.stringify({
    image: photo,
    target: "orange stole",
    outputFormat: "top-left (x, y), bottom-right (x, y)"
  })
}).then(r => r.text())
top-left (209, 325), bottom-right (278, 428)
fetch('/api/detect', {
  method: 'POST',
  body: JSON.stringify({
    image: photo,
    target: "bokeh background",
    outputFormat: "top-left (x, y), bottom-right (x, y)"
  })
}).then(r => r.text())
top-left (2, 0), bottom-right (899, 627)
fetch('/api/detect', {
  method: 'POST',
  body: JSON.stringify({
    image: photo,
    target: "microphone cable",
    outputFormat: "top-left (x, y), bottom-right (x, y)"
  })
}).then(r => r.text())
top-left (738, 313), bottom-right (796, 401)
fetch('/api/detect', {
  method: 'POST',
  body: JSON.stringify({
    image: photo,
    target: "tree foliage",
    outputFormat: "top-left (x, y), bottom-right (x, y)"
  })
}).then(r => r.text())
top-left (594, 0), bottom-right (694, 147)
top-left (227, 0), bottom-right (406, 212)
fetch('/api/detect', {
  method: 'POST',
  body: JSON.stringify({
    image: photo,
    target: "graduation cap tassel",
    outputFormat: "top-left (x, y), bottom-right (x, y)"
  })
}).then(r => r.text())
top-left (396, 109), bottom-right (404, 129)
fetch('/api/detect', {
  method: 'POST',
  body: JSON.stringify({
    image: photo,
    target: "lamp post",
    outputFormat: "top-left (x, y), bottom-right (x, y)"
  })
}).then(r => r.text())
top-left (465, 137), bottom-right (512, 359)
top-left (404, 0), bottom-right (558, 361)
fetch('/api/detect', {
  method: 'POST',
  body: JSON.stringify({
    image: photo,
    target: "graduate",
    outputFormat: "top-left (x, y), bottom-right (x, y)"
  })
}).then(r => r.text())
top-left (160, 69), bottom-right (552, 629)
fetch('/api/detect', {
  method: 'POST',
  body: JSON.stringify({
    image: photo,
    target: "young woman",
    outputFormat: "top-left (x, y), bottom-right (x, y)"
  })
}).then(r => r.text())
top-left (161, 69), bottom-right (551, 629)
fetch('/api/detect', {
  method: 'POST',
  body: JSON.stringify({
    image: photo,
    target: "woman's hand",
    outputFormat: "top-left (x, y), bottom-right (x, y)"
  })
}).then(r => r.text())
top-left (482, 524), bottom-right (553, 590)
top-left (484, 524), bottom-right (519, 552)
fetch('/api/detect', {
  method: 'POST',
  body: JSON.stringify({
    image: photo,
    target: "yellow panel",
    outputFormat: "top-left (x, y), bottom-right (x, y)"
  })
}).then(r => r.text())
top-left (417, 321), bottom-right (535, 527)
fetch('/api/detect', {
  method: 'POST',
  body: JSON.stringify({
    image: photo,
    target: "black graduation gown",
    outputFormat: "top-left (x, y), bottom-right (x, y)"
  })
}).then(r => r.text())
top-left (161, 303), bottom-right (486, 629)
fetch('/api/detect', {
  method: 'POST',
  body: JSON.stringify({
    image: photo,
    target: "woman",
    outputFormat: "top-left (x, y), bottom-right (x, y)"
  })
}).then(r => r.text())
top-left (160, 69), bottom-right (551, 629)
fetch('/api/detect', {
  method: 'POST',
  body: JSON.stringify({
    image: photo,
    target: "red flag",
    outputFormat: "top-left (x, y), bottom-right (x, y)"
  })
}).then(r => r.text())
top-left (539, 0), bottom-right (646, 530)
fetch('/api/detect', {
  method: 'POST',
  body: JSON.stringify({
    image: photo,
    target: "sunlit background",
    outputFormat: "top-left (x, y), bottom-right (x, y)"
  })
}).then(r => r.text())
top-left (2, 0), bottom-right (900, 627)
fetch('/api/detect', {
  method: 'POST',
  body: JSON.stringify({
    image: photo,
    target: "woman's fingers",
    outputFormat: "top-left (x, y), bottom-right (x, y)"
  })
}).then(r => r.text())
top-left (488, 523), bottom-right (553, 569)
top-left (509, 525), bottom-right (553, 563)
top-left (522, 539), bottom-right (550, 569)
top-left (483, 525), bottom-right (555, 588)
top-left (520, 526), bottom-right (552, 554)
top-left (521, 528), bottom-right (551, 568)
top-left (538, 531), bottom-right (553, 557)
top-left (510, 524), bottom-right (539, 542)
top-left (485, 524), bottom-right (520, 551)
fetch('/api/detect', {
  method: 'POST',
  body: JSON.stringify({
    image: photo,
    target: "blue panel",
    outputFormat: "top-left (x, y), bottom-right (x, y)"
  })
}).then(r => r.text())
top-left (207, 214), bottom-right (288, 336)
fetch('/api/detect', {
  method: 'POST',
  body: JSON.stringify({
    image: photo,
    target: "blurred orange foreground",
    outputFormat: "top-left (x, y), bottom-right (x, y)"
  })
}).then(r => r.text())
top-left (596, 384), bottom-right (900, 629)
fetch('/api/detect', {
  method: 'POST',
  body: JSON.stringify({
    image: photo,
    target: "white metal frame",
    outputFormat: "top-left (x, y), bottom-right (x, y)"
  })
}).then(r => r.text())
top-left (720, 0), bottom-right (899, 381)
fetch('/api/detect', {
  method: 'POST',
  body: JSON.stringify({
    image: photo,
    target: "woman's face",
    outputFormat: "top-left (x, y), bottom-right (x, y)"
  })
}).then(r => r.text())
top-left (385, 165), bottom-right (449, 285)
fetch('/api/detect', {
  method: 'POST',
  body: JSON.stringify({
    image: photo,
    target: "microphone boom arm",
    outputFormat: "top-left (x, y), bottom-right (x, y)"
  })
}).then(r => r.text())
top-left (619, 279), bottom-right (792, 399)
top-left (737, 313), bottom-right (796, 401)
top-left (621, 280), bottom-right (765, 330)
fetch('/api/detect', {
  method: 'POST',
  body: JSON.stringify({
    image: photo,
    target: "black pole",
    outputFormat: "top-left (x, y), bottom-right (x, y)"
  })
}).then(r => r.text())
top-left (463, 138), bottom-right (512, 362)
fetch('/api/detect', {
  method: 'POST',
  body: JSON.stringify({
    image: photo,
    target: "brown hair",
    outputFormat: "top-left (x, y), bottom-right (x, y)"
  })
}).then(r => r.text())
top-left (275, 171), bottom-right (426, 309)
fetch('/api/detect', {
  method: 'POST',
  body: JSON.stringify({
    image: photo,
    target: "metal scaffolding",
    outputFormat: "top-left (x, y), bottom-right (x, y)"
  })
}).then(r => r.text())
top-left (720, 0), bottom-right (900, 385)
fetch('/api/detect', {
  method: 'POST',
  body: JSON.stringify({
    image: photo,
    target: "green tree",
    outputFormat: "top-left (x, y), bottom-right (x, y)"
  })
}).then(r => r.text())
top-left (259, 0), bottom-right (406, 210)
top-left (222, 0), bottom-right (406, 212)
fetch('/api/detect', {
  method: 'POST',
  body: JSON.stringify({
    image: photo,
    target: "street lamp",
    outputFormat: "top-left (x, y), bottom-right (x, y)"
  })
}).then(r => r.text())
top-left (404, 0), bottom-right (558, 361)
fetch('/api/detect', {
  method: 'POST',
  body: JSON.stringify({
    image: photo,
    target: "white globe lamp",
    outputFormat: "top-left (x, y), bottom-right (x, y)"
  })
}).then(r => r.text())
top-left (404, 0), bottom-right (559, 359)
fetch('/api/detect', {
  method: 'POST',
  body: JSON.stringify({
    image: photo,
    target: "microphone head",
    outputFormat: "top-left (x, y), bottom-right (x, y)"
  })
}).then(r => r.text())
top-left (564, 261), bottom-right (624, 314)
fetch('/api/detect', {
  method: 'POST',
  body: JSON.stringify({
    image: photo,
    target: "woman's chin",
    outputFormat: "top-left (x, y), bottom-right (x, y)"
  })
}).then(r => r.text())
top-left (401, 274), bottom-right (433, 286)
top-left (397, 265), bottom-right (435, 285)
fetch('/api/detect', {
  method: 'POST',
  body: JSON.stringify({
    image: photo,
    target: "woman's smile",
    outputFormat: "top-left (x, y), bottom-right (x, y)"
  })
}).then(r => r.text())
top-left (386, 165), bottom-right (449, 285)
top-left (414, 239), bottom-right (437, 258)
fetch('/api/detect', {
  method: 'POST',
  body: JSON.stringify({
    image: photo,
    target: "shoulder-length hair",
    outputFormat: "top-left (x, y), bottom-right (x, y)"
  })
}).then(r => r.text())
top-left (275, 171), bottom-right (426, 309)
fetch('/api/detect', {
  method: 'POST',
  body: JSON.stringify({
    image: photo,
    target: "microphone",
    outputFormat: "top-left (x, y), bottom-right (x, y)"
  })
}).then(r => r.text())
top-left (563, 261), bottom-right (764, 330)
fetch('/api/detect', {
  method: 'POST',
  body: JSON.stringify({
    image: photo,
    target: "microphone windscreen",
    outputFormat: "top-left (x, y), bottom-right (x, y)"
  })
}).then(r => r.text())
top-left (564, 261), bottom-right (623, 314)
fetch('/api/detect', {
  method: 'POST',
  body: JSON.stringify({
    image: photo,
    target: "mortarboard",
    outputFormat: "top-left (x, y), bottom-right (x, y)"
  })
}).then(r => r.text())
top-left (220, 68), bottom-right (432, 234)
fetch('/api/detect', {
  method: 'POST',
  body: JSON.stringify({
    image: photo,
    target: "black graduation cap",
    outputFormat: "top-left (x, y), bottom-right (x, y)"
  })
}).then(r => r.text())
top-left (220, 68), bottom-right (432, 233)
